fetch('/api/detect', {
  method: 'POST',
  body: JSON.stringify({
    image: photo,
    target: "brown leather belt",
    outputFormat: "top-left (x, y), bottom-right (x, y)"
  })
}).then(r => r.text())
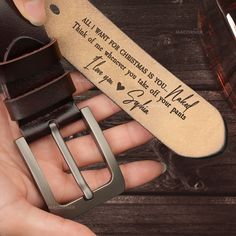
top-left (0, 0), bottom-right (125, 219)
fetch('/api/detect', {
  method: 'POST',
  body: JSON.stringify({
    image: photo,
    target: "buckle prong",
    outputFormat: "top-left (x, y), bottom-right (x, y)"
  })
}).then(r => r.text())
top-left (15, 106), bottom-right (125, 219)
top-left (49, 122), bottom-right (94, 200)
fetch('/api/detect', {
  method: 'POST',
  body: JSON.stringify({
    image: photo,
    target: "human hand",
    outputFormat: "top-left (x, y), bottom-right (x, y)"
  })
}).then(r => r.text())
top-left (0, 2), bottom-right (166, 235)
top-left (0, 69), bottom-right (166, 236)
top-left (13, 0), bottom-right (46, 26)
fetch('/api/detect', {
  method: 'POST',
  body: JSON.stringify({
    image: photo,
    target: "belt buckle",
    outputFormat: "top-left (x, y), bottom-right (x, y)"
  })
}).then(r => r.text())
top-left (15, 105), bottom-right (125, 219)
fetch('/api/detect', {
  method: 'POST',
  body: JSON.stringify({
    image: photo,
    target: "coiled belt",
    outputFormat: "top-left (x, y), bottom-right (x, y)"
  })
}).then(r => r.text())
top-left (0, 0), bottom-right (125, 219)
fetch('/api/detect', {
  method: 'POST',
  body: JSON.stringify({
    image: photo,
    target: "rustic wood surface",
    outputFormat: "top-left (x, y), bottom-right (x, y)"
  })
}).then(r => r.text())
top-left (76, 0), bottom-right (236, 235)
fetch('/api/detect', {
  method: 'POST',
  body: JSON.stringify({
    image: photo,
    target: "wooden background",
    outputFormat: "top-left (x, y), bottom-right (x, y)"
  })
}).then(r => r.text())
top-left (77, 0), bottom-right (236, 235)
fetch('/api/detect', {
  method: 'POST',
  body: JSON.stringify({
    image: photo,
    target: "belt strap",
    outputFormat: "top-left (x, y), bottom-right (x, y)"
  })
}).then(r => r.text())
top-left (0, 1), bottom-right (78, 142)
top-left (0, 0), bottom-right (125, 219)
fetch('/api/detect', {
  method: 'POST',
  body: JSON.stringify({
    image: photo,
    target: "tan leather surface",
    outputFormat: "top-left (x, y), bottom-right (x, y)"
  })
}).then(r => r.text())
top-left (44, 0), bottom-right (226, 158)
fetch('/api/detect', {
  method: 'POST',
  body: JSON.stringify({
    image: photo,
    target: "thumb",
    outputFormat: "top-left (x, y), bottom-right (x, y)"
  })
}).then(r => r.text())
top-left (1, 200), bottom-right (96, 236)
top-left (13, 0), bottom-right (46, 26)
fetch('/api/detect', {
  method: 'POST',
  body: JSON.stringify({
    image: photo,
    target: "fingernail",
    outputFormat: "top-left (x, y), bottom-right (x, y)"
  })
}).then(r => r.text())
top-left (24, 0), bottom-right (46, 26)
top-left (160, 162), bottom-right (167, 174)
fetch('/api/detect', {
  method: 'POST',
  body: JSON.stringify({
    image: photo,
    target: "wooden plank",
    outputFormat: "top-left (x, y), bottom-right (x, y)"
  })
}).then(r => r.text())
top-left (78, 196), bottom-right (236, 235)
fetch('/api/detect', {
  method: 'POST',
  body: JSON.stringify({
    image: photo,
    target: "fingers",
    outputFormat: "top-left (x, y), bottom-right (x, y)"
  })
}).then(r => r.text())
top-left (0, 200), bottom-right (95, 236)
top-left (35, 121), bottom-right (156, 203)
top-left (71, 72), bottom-right (95, 95)
top-left (50, 160), bottom-right (166, 203)
top-left (0, 96), bottom-right (11, 137)
top-left (0, 95), bottom-right (20, 145)
top-left (66, 121), bottom-right (153, 168)
top-left (31, 92), bottom-right (122, 160)
top-left (34, 120), bottom-right (152, 169)
top-left (60, 72), bottom-right (119, 137)
top-left (61, 93), bottom-right (121, 137)
top-left (13, 0), bottom-right (46, 26)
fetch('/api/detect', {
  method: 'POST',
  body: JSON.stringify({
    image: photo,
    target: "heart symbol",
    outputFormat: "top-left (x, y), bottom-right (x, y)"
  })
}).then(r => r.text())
top-left (117, 82), bottom-right (125, 91)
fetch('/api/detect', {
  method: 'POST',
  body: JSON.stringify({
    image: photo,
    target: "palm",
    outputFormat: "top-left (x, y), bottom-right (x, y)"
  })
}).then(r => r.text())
top-left (0, 72), bottom-right (164, 236)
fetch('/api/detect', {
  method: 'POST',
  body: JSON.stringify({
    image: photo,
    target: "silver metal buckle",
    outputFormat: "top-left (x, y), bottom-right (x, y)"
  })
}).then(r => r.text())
top-left (15, 106), bottom-right (125, 219)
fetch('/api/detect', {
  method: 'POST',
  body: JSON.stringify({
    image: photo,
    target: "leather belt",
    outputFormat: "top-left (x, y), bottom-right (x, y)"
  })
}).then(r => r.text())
top-left (0, 0), bottom-right (125, 219)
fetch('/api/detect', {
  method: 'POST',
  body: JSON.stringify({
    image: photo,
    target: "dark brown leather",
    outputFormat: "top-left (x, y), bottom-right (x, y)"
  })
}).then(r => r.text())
top-left (5, 72), bottom-right (75, 121)
top-left (1, 39), bottom-right (65, 98)
top-left (0, 0), bottom-right (80, 142)
top-left (1, 39), bottom-right (61, 84)
top-left (0, 1), bottom-right (49, 61)
top-left (20, 101), bottom-right (81, 142)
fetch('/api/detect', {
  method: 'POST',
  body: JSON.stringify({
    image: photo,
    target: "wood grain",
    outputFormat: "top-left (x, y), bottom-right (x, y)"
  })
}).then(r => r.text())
top-left (73, 0), bottom-right (236, 235)
top-left (78, 196), bottom-right (236, 236)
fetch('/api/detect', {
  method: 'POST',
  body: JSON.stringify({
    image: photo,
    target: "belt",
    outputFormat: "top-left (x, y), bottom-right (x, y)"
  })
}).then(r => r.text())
top-left (0, 0), bottom-right (125, 219)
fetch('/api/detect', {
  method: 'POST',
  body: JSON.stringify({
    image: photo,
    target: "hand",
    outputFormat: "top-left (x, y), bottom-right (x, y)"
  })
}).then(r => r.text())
top-left (0, 1), bottom-right (166, 235)
top-left (0, 69), bottom-right (166, 236)
top-left (13, 0), bottom-right (46, 26)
